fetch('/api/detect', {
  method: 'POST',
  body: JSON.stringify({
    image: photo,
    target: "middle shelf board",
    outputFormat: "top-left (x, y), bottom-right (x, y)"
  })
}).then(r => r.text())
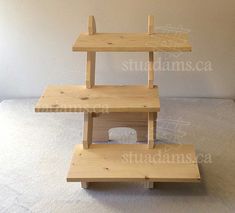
top-left (35, 85), bottom-right (160, 113)
top-left (73, 33), bottom-right (192, 52)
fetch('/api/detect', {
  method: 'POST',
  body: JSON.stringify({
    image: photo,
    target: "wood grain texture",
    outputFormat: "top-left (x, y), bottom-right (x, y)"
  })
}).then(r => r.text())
top-left (144, 181), bottom-right (154, 189)
top-left (147, 16), bottom-right (155, 89)
top-left (83, 112), bottom-right (93, 149)
top-left (148, 52), bottom-right (154, 88)
top-left (88, 16), bottom-right (96, 35)
top-left (67, 144), bottom-right (201, 182)
top-left (35, 85), bottom-right (160, 113)
top-left (73, 33), bottom-right (192, 52)
top-left (148, 112), bottom-right (156, 149)
top-left (81, 181), bottom-right (89, 189)
top-left (86, 16), bottom-right (96, 88)
top-left (148, 15), bottom-right (154, 35)
top-left (92, 112), bottom-right (148, 142)
top-left (86, 52), bottom-right (96, 88)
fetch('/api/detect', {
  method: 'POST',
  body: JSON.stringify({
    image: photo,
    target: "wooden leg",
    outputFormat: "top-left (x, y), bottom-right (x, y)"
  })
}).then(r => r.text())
top-left (144, 181), bottom-right (154, 189)
top-left (148, 52), bottom-right (154, 88)
top-left (82, 112), bottom-right (93, 187)
top-left (83, 112), bottom-right (93, 149)
top-left (81, 182), bottom-right (89, 189)
top-left (86, 52), bottom-right (96, 88)
top-left (146, 112), bottom-right (157, 188)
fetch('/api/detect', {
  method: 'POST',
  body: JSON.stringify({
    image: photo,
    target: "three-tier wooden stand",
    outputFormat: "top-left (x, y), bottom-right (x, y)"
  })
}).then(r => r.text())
top-left (35, 16), bottom-right (200, 189)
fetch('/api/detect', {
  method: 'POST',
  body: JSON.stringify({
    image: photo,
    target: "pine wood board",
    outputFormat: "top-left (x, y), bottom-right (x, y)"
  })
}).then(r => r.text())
top-left (67, 144), bottom-right (200, 182)
top-left (73, 33), bottom-right (192, 52)
top-left (92, 112), bottom-right (149, 142)
top-left (35, 85), bottom-right (160, 113)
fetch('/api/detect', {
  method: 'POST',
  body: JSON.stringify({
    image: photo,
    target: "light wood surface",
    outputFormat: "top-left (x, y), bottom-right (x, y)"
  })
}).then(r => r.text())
top-left (73, 33), bottom-right (192, 52)
top-left (147, 16), bottom-right (155, 89)
top-left (88, 16), bottom-right (96, 35)
top-left (144, 181), bottom-right (154, 189)
top-left (92, 112), bottom-right (149, 142)
top-left (81, 182), bottom-right (89, 189)
top-left (67, 144), bottom-right (200, 182)
top-left (148, 52), bottom-right (154, 88)
top-left (86, 52), bottom-right (96, 88)
top-left (86, 16), bottom-right (96, 89)
top-left (83, 112), bottom-right (93, 149)
top-left (147, 15), bottom-right (154, 35)
top-left (35, 85), bottom-right (160, 113)
top-left (148, 112), bottom-right (157, 149)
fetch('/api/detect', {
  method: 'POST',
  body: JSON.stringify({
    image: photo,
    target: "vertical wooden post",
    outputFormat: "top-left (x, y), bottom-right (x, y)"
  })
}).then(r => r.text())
top-left (148, 112), bottom-right (156, 149)
top-left (146, 15), bottom-right (156, 189)
top-left (86, 16), bottom-right (96, 89)
top-left (83, 112), bottom-right (93, 149)
top-left (148, 15), bottom-right (154, 89)
top-left (144, 182), bottom-right (154, 189)
top-left (82, 16), bottom-right (96, 188)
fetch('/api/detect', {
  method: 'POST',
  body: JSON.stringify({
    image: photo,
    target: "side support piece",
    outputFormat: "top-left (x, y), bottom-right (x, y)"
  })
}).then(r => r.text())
top-left (82, 15), bottom-right (96, 188)
top-left (147, 15), bottom-right (156, 189)
top-left (148, 15), bottom-right (155, 89)
top-left (86, 16), bottom-right (96, 88)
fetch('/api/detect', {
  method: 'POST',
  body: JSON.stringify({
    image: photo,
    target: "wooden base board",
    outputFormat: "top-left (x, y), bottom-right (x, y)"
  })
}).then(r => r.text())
top-left (67, 144), bottom-right (200, 183)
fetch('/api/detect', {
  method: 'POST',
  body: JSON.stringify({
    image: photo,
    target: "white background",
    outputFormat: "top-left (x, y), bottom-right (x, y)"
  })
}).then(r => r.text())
top-left (0, 0), bottom-right (234, 100)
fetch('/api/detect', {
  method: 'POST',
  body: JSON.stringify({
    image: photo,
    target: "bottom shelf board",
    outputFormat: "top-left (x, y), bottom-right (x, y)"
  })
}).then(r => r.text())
top-left (67, 144), bottom-right (200, 183)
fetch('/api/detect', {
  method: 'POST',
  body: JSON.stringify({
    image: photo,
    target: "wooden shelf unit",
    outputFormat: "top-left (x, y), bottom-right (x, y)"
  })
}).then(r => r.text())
top-left (35, 15), bottom-right (200, 189)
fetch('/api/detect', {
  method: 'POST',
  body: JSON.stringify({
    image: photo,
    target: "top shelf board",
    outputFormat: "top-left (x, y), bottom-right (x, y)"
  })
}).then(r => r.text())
top-left (73, 33), bottom-right (192, 52)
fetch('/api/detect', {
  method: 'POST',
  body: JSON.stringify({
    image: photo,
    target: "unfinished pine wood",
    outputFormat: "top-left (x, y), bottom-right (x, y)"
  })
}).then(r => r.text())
top-left (148, 52), bottom-right (154, 88)
top-left (86, 16), bottom-right (96, 88)
top-left (93, 112), bottom-right (148, 142)
top-left (147, 15), bottom-right (154, 35)
top-left (88, 16), bottom-right (96, 35)
top-left (147, 16), bottom-right (155, 88)
top-left (81, 182), bottom-right (89, 189)
top-left (35, 85), bottom-right (160, 113)
top-left (86, 52), bottom-right (96, 88)
top-left (83, 112), bottom-right (93, 149)
top-left (73, 33), bottom-right (192, 52)
top-left (148, 112), bottom-right (156, 149)
top-left (144, 181), bottom-right (154, 189)
top-left (67, 144), bottom-right (200, 182)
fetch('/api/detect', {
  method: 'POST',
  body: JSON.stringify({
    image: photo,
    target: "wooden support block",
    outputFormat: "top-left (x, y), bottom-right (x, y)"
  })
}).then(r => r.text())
top-left (81, 181), bottom-right (89, 189)
top-left (88, 15), bottom-right (96, 35)
top-left (148, 52), bottom-right (154, 88)
top-left (82, 112), bottom-right (93, 187)
top-left (92, 112), bottom-right (148, 142)
top-left (148, 15), bottom-right (155, 88)
top-left (83, 112), bottom-right (93, 149)
top-left (148, 112), bottom-right (156, 149)
top-left (86, 16), bottom-right (96, 88)
top-left (86, 16), bottom-right (96, 89)
top-left (144, 181), bottom-right (154, 189)
top-left (147, 111), bottom-right (156, 187)
top-left (148, 15), bottom-right (154, 35)
top-left (86, 51), bottom-right (96, 88)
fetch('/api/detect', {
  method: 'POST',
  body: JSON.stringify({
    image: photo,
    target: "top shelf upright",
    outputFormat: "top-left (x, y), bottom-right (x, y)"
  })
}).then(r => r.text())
top-left (73, 32), bottom-right (192, 52)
